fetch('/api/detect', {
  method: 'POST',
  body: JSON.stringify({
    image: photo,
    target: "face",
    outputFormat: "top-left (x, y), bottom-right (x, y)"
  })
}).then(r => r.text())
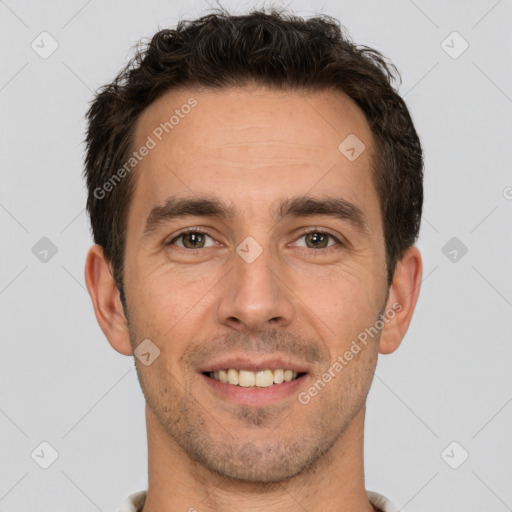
top-left (122, 86), bottom-right (389, 482)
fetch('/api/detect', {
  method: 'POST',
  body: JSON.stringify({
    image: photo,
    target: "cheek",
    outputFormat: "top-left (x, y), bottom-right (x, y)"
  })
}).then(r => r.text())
top-left (125, 263), bottom-right (192, 349)
top-left (305, 269), bottom-right (382, 354)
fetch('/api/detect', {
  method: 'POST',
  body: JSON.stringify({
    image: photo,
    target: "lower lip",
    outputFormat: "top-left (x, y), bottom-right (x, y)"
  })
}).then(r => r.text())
top-left (200, 373), bottom-right (308, 406)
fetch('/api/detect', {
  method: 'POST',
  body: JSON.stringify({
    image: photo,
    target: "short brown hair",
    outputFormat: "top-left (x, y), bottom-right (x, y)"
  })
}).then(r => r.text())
top-left (83, 8), bottom-right (423, 306)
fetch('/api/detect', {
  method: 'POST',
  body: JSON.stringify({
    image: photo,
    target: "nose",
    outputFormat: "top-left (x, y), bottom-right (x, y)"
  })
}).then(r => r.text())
top-left (215, 243), bottom-right (295, 333)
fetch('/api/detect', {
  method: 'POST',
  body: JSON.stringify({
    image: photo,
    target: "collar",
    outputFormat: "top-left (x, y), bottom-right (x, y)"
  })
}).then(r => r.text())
top-left (118, 489), bottom-right (400, 512)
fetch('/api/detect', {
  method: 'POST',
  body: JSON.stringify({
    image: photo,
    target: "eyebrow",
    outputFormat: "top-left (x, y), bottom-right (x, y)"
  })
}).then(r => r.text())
top-left (142, 195), bottom-right (371, 239)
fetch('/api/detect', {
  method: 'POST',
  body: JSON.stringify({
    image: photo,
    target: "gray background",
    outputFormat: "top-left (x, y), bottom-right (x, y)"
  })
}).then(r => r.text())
top-left (1, 0), bottom-right (511, 510)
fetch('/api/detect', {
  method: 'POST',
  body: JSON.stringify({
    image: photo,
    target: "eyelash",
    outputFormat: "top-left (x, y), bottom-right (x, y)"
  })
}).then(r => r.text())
top-left (167, 227), bottom-right (343, 251)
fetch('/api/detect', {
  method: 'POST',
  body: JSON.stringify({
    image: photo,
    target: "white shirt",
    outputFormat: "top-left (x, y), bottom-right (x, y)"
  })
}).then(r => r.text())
top-left (118, 489), bottom-right (400, 512)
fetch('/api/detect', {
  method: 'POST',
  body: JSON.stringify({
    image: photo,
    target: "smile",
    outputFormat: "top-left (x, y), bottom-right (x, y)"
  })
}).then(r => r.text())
top-left (205, 368), bottom-right (304, 387)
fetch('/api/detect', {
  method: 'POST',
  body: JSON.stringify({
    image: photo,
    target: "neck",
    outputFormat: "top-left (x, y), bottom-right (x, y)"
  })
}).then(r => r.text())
top-left (142, 404), bottom-right (376, 512)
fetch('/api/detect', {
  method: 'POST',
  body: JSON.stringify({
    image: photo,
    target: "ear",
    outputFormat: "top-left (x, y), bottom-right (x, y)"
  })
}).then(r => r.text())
top-left (84, 244), bottom-right (133, 356)
top-left (378, 246), bottom-right (423, 355)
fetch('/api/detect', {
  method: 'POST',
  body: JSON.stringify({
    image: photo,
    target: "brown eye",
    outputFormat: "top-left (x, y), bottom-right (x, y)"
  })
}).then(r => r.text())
top-left (169, 230), bottom-right (215, 249)
top-left (296, 231), bottom-right (340, 250)
top-left (305, 232), bottom-right (329, 248)
top-left (182, 232), bottom-right (206, 248)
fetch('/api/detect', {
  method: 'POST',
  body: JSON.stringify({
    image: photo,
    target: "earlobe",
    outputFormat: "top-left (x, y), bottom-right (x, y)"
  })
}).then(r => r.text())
top-left (378, 246), bottom-right (423, 355)
top-left (84, 244), bottom-right (133, 356)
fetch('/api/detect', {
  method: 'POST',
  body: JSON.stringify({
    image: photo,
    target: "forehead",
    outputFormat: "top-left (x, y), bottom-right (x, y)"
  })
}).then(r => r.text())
top-left (128, 86), bottom-right (378, 233)
top-left (134, 85), bottom-right (372, 156)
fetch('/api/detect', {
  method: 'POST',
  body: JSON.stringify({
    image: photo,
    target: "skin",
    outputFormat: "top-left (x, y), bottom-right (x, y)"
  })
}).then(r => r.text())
top-left (85, 85), bottom-right (422, 512)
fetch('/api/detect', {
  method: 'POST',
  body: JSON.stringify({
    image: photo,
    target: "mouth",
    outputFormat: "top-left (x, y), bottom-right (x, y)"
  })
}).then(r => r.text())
top-left (198, 355), bottom-right (311, 405)
top-left (203, 368), bottom-right (307, 388)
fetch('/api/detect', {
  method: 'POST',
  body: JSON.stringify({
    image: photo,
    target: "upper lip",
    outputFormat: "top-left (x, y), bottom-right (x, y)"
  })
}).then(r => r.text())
top-left (199, 354), bottom-right (311, 374)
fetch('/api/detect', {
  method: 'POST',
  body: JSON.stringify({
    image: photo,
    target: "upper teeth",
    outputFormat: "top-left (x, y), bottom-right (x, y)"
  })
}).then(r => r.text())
top-left (209, 369), bottom-right (299, 387)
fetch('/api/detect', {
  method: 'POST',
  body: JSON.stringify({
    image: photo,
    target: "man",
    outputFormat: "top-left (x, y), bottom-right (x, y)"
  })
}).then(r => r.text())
top-left (83, 9), bottom-right (423, 512)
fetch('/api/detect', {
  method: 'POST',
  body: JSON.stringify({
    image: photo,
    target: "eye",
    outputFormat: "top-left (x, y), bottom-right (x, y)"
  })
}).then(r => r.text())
top-left (168, 229), bottom-right (216, 249)
top-left (294, 230), bottom-right (341, 250)
top-left (166, 228), bottom-right (342, 251)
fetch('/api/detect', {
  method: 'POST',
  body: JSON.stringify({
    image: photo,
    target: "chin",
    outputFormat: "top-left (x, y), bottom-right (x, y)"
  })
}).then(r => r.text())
top-left (189, 437), bottom-right (327, 484)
